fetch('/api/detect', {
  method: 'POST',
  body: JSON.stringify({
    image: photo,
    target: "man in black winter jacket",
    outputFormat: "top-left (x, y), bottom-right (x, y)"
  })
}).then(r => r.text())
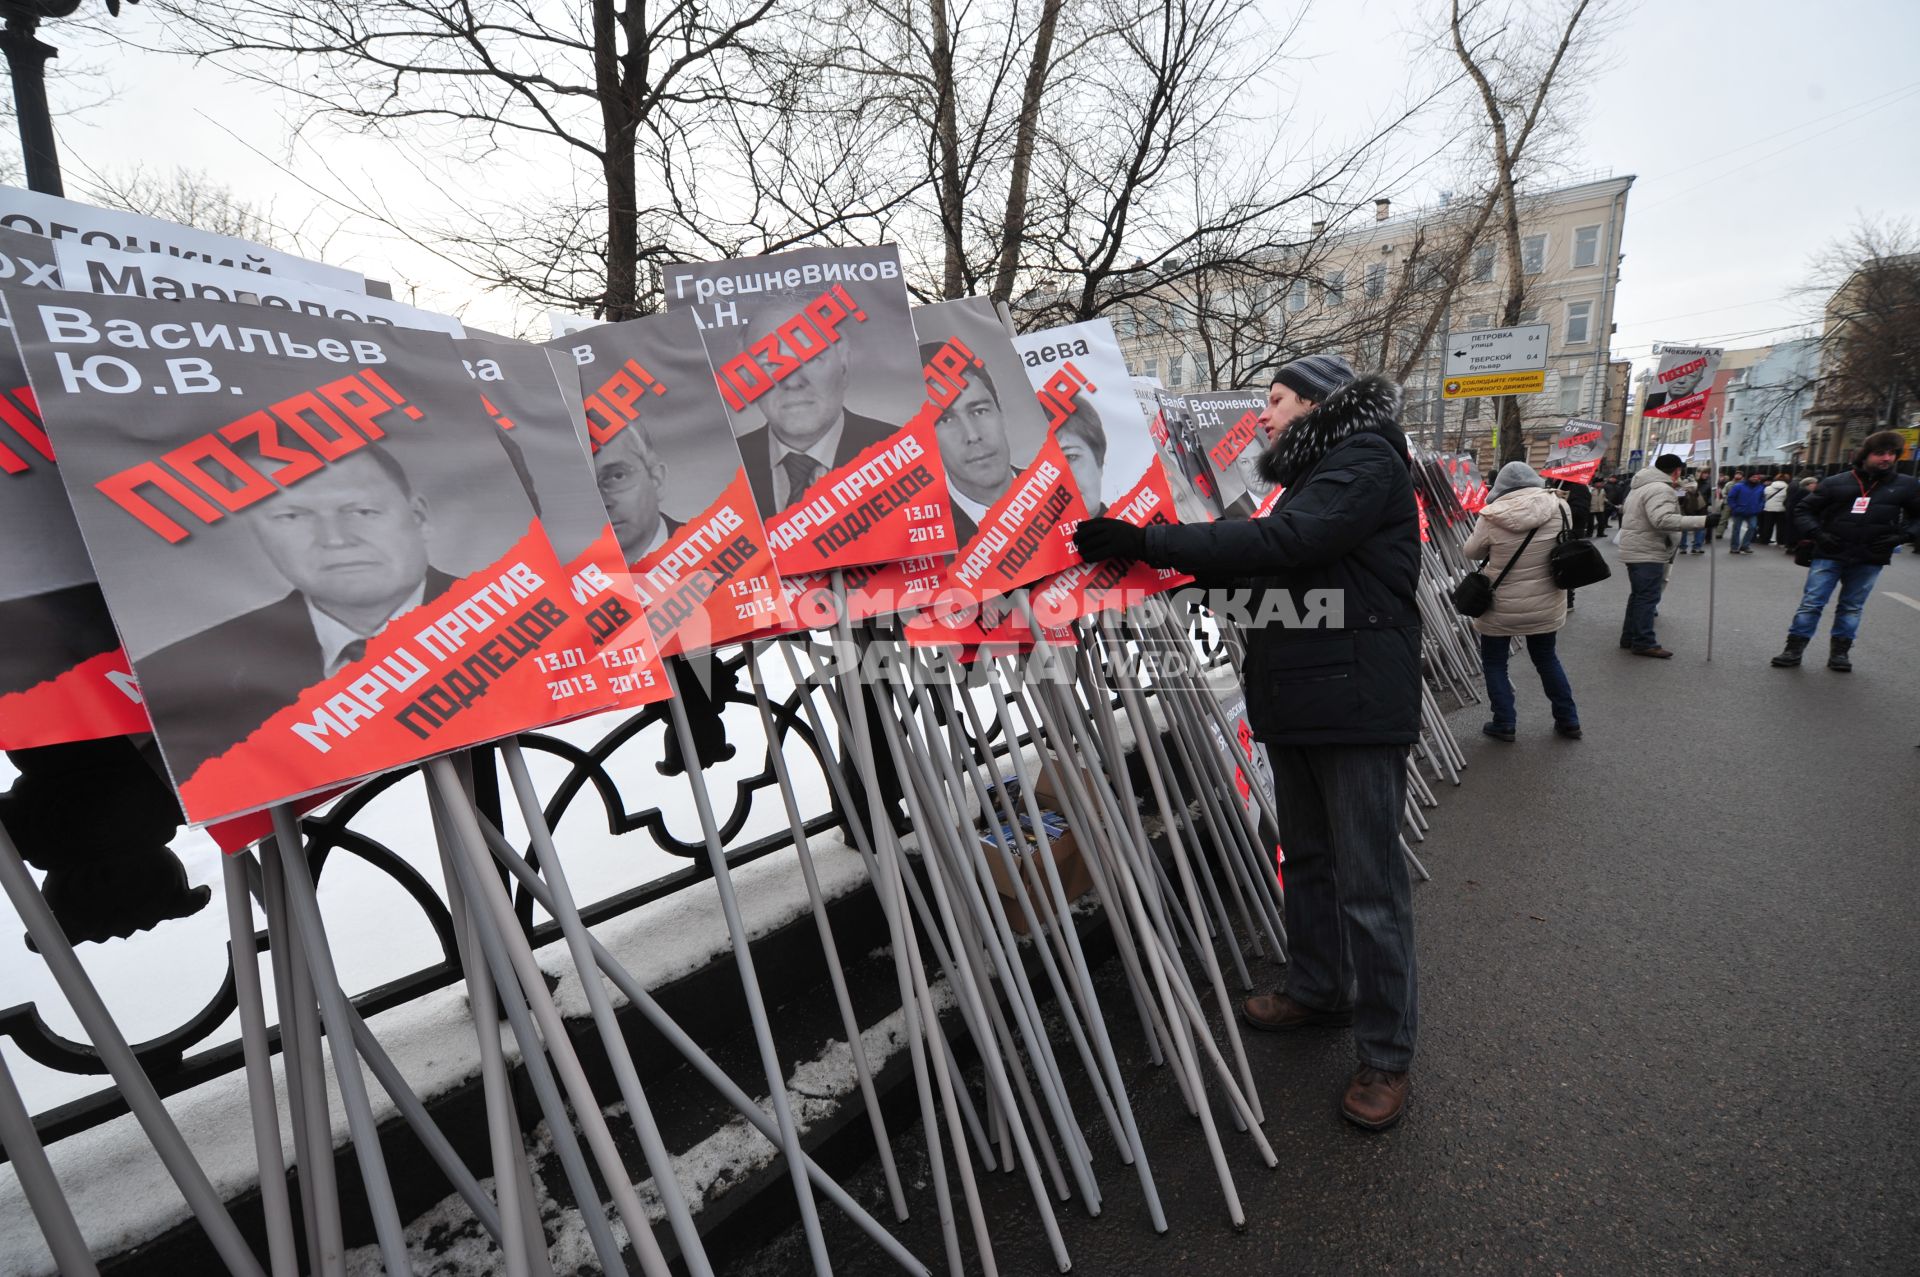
top-left (1075, 353), bottom-right (1421, 1131)
top-left (1770, 430), bottom-right (1920, 672)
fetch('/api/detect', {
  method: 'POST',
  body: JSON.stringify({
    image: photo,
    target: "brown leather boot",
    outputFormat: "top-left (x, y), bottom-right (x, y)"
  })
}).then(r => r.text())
top-left (1240, 991), bottom-right (1354, 1031)
top-left (1341, 1065), bottom-right (1410, 1130)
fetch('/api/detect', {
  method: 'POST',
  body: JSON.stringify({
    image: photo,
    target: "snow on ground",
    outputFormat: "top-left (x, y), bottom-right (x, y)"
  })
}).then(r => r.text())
top-left (339, 979), bottom-right (954, 1276)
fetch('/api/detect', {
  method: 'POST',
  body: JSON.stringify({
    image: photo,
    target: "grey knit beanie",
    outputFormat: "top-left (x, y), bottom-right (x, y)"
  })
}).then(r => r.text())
top-left (1273, 352), bottom-right (1356, 404)
top-left (1488, 460), bottom-right (1545, 502)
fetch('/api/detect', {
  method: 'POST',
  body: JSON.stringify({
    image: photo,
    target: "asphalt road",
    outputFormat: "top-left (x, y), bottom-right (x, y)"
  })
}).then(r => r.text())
top-left (741, 537), bottom-right (1920, 1276)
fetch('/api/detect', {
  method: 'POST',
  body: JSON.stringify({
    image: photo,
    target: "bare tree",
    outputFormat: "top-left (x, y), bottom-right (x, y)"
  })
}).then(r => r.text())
top-left (146, 0), bottom-right (785, 321)
top-left (76, 165), bottom-right (284, 245)
top-left (1803, 218), bottom-right (1920, 461)
top-left (134, 0), bottom-right (1430, 343)
top-left (1015, 0), bottom-right (1398, 330)
top-left (1448, 0), bottom-right (1609, 462)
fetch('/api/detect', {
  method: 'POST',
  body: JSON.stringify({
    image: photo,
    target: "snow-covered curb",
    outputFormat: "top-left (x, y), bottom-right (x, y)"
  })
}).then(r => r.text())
top-left (0, 833), bottom-right (874, 1277)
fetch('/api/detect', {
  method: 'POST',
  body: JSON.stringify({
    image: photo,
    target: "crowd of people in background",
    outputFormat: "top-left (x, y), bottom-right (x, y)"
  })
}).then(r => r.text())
top-left (1540, 464), bottom-right (1864, 555)
top-left (1471, 441), bottom-right (1920, 671)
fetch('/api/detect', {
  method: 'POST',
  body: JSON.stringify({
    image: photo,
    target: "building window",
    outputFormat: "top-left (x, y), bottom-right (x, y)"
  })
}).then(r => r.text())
top-left (1566, 300), bottom-right (1593, 344)
top-left (1558, 375), bottom-right (1582, 415)
top-left (1365, 262), bottom-right (1386, 299)
top-left (1522, 234), bottom-right (1546, 275)
top-left (1144, 357), bottom-right (1158, 380)
top-left (1169, 353), bottom-right (1184, 387)
top-left (1465, 397), bottom-right (1480, 421)
top-left (1467, 313), bottom-right (1491, 330)
top-left (1572, 224), bottom-right (1601, 269)
top-left (1287, 278), bottom-right (1308, 312)
top-left (1472, 244), bottom-right (1495, 282)
top-left (1325, 270), bottom-right (1346, 306)
top-left (1518, 306), bottom-right (1540, 324)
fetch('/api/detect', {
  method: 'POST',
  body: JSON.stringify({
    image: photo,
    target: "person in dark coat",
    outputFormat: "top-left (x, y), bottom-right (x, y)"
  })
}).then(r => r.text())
top-left (1770, 431), bottom-right (1920, 672)
top-left (1780, 473), bottom-right (1817, 554)
top-left (1074, 352), bottom-right (1421, 1132)
top-left (1605, 472), bottom-right (1632, 522)
top-left (1550, 477), bottom-right (1592, 537)
top-left (1546, 477), bottom-right (1594, 607)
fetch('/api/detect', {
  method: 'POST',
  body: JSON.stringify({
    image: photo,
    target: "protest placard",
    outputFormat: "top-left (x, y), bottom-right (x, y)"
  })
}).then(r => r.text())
top-left (1642, 345), bottom-right (1724, 421)
top-left (1019, 326), bottom-right (1198, 629)
top-left (1151, 391), bottom-right (1227, 520)
top-left (892, 299), bottom-right (1084, 646)
top-left (1147, 395), bottom-right (1224, 524)
top-left (53, 240), bottom-right (464, 335)
top-left (7, 291), bottom-right (608, 823)
top-left (0, 226), bottom-right (150, 747)
top-left (662, 245), bottom-right (955, 572)
top-left (0, 187), bottom-right (365, 292)
top-left (1539, 417), bottom-right (1612, 485)
top-left (1187, 388), bottom-right (1275, 518)
top-left (553, 311), bottom-right (789, 656)
top-left (457, 337), bottom-right (668, 707)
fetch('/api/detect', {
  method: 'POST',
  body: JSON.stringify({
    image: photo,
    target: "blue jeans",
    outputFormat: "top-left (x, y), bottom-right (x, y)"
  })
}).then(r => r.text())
top-left (1622, 561), bottom-right (1667, 650)
top-left (1788, 560), bottom-right (1883, 642)
top-left (1682, 528), bottom-right (1707, 550)
top-left (1268, 743), bottom-right (1416, 1072)
top-left (1729, 514), bottom-right (1757, 551)
top-left (1480, 632), bottom-right (1578, 729)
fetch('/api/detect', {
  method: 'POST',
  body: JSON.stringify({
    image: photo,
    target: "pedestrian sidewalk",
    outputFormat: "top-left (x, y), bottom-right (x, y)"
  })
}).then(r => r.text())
top-left (743, 539), bottom-right (1920, 1274)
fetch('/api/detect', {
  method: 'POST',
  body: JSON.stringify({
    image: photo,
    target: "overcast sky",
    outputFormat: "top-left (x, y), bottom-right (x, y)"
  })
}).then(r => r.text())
top-left (20, 0), bottom-right (1920, 375)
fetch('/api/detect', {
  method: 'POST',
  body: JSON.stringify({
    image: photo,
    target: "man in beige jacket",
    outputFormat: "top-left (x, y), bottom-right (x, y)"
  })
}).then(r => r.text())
top-left (1616, 455), bottom-right (1718, 658)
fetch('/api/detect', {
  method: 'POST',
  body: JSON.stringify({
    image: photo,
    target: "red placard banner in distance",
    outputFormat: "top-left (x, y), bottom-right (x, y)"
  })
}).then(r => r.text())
top-left (1538, 416), bottom-right (1612, 486)
top-left (1641, 345), bottom-right (1724, 421)
top-left (5, 290), bottom-right (611, 825)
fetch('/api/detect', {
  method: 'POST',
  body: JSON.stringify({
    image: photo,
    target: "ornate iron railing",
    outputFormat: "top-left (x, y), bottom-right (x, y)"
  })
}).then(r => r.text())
top-left (3, 644), bottom-right (876, 1148)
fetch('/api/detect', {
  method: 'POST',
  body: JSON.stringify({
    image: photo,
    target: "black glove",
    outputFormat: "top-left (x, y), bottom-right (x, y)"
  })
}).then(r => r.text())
top-left (1074, 517), bottom-right (1146, 563)
top-left (1703, 512), bottom-right (1721, 531)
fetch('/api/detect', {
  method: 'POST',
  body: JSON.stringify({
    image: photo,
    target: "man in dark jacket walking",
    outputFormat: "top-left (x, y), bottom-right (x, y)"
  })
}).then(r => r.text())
top-left (1074, 353), bottom-right (1421, 1131)
top-left (1725, 472), bottom-right (1768, 553)
top-left (1771, 431), bottom-right (1920, 671)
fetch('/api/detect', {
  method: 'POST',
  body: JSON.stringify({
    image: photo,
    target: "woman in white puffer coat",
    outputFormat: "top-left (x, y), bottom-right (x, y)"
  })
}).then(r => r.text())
top-left (1461, 461), bottom-right (1582, 742)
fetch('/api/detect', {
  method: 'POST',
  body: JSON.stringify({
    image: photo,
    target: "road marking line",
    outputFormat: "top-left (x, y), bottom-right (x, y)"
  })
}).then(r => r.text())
top-left (1886, 592), bottom-right (1920, 612)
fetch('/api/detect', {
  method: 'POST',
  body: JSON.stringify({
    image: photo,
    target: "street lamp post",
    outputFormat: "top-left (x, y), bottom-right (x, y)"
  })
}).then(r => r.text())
top-left (0, 1), bottom-right (137, 197)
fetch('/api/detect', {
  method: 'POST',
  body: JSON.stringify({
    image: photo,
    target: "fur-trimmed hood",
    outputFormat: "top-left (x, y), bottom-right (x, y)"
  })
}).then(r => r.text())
top-left (1257, 373), bottom-right (1408, 488)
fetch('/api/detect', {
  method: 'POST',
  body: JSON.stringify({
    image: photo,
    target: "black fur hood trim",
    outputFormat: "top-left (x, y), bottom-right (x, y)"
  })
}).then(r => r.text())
top-left (1257, 373), bottom-right (1407, 487)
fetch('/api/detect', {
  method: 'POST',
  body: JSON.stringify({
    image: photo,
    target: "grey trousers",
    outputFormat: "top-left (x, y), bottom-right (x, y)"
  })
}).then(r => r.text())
top-left (1267, 742), bottom-right (1418, 1071)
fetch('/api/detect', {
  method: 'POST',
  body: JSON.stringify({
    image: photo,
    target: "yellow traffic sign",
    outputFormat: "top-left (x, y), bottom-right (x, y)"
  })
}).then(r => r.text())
top-left (1443, 370), bottom-right (1547, 400)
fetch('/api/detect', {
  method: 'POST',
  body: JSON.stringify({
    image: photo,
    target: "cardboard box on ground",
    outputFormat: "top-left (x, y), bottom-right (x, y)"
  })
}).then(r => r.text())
top-left (980, 798), bottom-right (1095, 937)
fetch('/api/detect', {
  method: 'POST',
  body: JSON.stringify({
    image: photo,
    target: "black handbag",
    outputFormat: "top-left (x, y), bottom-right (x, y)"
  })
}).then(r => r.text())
top-left (1548, 508), bottom-right (1611, 589)
top-left (1450, 524), bottom-right (1539, 617)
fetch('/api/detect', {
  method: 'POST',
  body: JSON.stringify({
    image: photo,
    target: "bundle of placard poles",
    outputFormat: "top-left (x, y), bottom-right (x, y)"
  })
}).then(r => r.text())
top-left (3, 557), bottom-right (1486, 1277)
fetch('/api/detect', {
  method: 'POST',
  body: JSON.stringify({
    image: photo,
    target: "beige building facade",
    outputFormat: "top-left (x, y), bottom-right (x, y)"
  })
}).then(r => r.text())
top-left (1112, 175), bottom-right (1635, 471)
